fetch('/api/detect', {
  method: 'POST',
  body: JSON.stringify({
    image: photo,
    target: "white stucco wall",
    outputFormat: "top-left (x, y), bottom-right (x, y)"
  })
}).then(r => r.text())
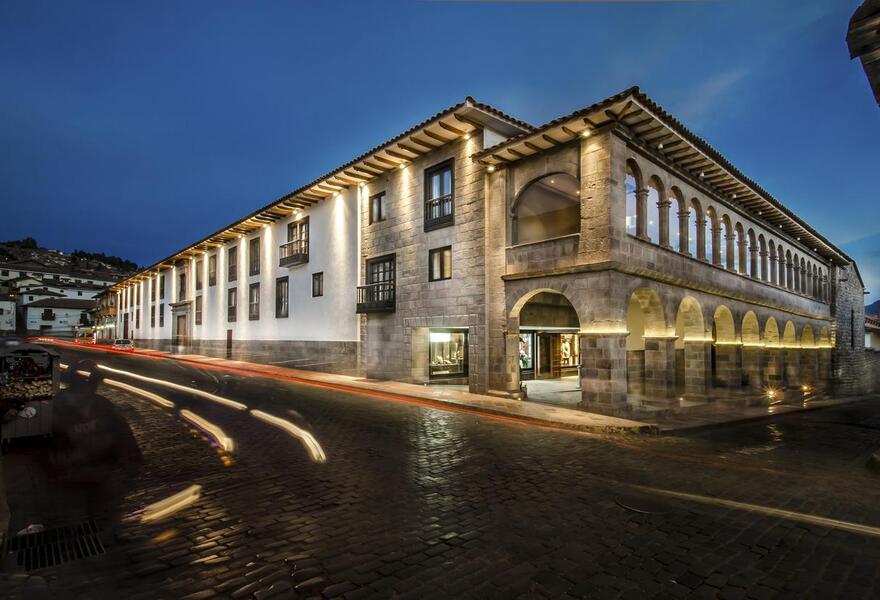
top-left (0, 300), bottom-right (15, 331)
top-left (25, 306), bottom-right (87, 333)
top-left (122, 188), bottom-right (359, 343)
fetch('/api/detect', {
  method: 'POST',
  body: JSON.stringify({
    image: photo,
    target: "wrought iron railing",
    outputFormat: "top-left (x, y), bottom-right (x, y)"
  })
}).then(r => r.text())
top-left (356, 281), bottom-right (396, 313)
top-left (424, 194), bottom-right (453, 230)
top-left (279, 239), bottom-right (309, 267)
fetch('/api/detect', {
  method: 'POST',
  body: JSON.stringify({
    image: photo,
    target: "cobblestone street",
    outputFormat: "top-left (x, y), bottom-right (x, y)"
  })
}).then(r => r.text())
top-left (3, 347), bottom-right (880, 599)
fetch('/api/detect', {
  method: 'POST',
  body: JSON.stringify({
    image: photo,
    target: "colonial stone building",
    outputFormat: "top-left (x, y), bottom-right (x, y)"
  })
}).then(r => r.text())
top-left (113, 88), bottom-right (869, 416)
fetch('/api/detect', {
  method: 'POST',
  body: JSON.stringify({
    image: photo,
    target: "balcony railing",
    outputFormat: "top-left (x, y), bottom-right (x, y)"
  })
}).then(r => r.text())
top-left (356, 282), bottom-right (396, 314)
top-left (424, 194), bottom-right (454, 231)
top-left (279, 239), bottom-right (309, 268)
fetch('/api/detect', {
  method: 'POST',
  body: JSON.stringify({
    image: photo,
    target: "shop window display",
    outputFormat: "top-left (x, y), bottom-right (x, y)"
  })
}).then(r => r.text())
top-left (429, 330), bottom-right (468, 379)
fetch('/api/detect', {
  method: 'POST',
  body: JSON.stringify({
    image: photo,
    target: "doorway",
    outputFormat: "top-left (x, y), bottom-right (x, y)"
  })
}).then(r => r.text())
top-left (175, 315), bottom-right (187, 345)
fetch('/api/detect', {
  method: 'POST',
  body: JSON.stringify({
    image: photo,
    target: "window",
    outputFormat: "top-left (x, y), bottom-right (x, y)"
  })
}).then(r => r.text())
top-left (249, 237), bottom-right (260, 276)
top-left (208, 255), bottom-right (217, 286)
top-left (276, 276), bottom-right (289, 318)
top-left (424, 159), bottom-right (454, 231)
top-left (41, 309), bottom-right (54, 321)
top-left (159, 274), bottom-right (165, 299)
top-left (195, 295), bottom-right (203, 325)
top-left (196, 260), bottom-right (203, 290)
top-left (646, 181), bottom-right (661, 243)
top-left (136, 308), bottom-right (140, 329)
top-left (159, 303), bottom-right (164, 327)
top-left (1, 270), bottom-right (7, 276)
top-left (151, 306), bottom-right (156, 327)
top-left (428, 246), bottom-right (452, 281)
top-left (511, 174), bottom-right (579, 245)
top-left (151, 280), bottom-right (156, 301)
top-left (312, 272), bottom-right (324, 297)
top-left (77, 291), bottom-right (82, 297)
top-left (366, 254), bottom-right (395, 293)
top-left (178, 271), bottom-right (186, 302)
top-left (625, 163), bottom-right (638, 234)
top-left (429, 330), bottom-right (468, 379)
top-left (370, 192), bottom-right (386, 224)
top-left (249, 283), bottom-right (260, 320)
top-left (228, 247), bottom-right (238, 282)
top-left (227, 288), bottom-right (237, 322)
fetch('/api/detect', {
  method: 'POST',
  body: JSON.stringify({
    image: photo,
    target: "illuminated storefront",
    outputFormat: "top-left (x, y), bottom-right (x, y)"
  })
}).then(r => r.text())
top-left (429, 329), bottom-right (468, 380)
top-left (519, 328), bottom-right (579, 380)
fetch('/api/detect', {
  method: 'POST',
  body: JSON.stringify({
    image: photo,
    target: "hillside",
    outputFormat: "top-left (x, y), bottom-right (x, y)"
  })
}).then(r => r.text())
top-left (867, 299), bottom-right (880, 316)
top-left (0, 237), bottom-right (138, 281)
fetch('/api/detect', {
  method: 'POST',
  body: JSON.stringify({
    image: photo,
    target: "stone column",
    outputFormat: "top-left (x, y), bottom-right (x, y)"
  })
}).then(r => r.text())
top-left (636, 189), bottom-right (649, 240)
top-left (738, 238), bottom-right (749, 275)
top-left (800, 348), bottom-right (818, 389)
top-left (763, 347), bottom-right (784, 389)
top-left (696, 218), bottom-right (707, 261)
top-left (643, 337), bottom-right (675, 401)
top-left (505, 331), bottom-right (523, 397)
top-left (579, 333), bottom-right (628, 414)
top-left (658, 199), bottom-right (672, 249)
top-left (678, 210), bottom-right (690, 255)
top-left (793, 265), bottom-right (801, 293)
top-left (683, 340), bottom-right (711, 398)
top-left (741, 345), bottom-right (764, 391)
top-left (726, 234), bottom-right (736, 271)
top-left (713, 343), bottom-right (742, 389)
top-left (712, 226), bottom-right (722, 266)
top-left (817, 348), bottom-right (832, 392)
top-left (783, 348), bottom-right (801, 396)
top-left (758, 250), bottom-right (767, 281)
top-left (769, 255), bottom-right (778, 285)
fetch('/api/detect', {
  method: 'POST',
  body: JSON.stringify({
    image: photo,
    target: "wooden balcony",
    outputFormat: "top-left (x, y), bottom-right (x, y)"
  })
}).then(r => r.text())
top-left (279, 239), bottom-right (309, 268)
top-left (356, 282), bottom-right (395, 314)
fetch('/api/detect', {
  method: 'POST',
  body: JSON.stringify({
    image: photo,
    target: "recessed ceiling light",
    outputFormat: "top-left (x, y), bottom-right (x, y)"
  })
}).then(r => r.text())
top-left (581, 129), bottom-right (591, 138)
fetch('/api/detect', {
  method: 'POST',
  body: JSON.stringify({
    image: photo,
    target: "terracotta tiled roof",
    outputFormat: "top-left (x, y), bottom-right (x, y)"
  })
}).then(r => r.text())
top-left (24, 298), bottom-right (95, 309)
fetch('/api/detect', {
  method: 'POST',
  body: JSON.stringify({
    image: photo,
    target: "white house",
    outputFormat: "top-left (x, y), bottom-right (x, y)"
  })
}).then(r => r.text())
top-left (24, 298), bottom-right (94, 337)
top-left (0, 295), bottom-right (15, 333)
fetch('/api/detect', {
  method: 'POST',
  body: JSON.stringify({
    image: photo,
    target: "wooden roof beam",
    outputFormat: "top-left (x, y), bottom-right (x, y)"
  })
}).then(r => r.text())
top-left (523, 141), bottom-right (544, 153)
top-left (423, 128), bottom-right (454, 144)
top-left (438, 120), bottom-right (466, 136)
top-left (408, 136), bottom-right (438, 150)
top-left (396, 142), bottom-right (425, 156)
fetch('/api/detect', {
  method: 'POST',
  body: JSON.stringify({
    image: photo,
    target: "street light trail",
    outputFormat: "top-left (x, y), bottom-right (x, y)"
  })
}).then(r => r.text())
top-left (96, 364), bottom-right (247, 410)
top-left (180, 409), bottom-right (235, 453)
top-left (104, 378), bottom-right (176, 409)
top-left (139, 485), bottom-right (202, 523)
top-left (631, 484), bottom-right (880, 539)
top-left (250, 409), bottom-right (326, 463)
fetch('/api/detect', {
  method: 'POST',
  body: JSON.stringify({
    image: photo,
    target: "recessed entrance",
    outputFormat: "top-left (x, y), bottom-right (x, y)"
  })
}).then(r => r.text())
top-left (517, 292), bottom-right (580, 405)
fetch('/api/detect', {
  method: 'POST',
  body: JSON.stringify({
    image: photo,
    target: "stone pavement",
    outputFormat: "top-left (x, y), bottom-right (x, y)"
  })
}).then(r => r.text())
top-left (2, 348), bottom-right (880, 599)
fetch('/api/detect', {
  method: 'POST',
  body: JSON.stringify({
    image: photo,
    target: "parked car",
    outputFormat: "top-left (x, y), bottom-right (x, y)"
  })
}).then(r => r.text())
top-left (112, 339), bottom-right (134, 352)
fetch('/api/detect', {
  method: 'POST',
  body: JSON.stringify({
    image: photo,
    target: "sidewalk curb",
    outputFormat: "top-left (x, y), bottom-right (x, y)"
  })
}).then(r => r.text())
top-left (661, 396), bottom-right (873, 435)
top-left (165, 354), bottom-right (661, 435)
top-left (47, 340), bottom-right (658, 435)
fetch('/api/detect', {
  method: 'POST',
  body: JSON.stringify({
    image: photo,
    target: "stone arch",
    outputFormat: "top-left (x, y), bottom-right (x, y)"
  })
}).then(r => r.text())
top-left (746, 228), bottom-right (757, 278)
top-left (675, 296), bottom-right (706, 349)
top-left (705, 206), bottom-right (718, 264)
top-left (646, 176), bottom-right (664, 244)
top-left (669, 186), bottom-right (686, 253)
top-left (741, 311), bottom-right (761, 345)
top-left (801, 324), bottom-right (815, 348)
top-left (758, 234), bottom-right (767, 281)
top-left (764, 317), bottom-right (780, 346)
top-left (734, 222), bottom-right (746, 274)
top-left (768, 240), bottom-right (778, 285)
top-left (721, 214), bottom-right (733, 269)
top-left (509, 287), bottom-right (585, 330)
top-left (713, 305), bottom-right (736, 343)
top-left (625, 160), bottom-right (641, 236)
top-left (510, 173), bottom-right (580, 245)
top-left (626, 287), bottom-right (667, 350)
top-left (785, 250), bottom-right (793, 290)
top-left (782, 320), bottom-right (798, 347)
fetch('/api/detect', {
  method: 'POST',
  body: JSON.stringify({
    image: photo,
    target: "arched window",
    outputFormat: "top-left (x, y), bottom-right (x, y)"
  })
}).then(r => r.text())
top-left (705, 206), bottom-right (716, 264)
top-left (800, 258), bottom-right (807, 294)
top-left (793, 253), bottom-right (801, 291)
top-left (785, 250), bottom-right (793, 289)
top-left (511, 173), bottom-right (580, 245)
top-left (670, 188), bottom-right (684, 252)
top-left (625, 162), bottom-right (639, 236)
top-left (688, 198), bottom-right (700, 257)
top-left (646, 177), bottom-right (662, 243)
top-left (720, 215), bottom-right (731, 269)
top-left (733, 222), bottom-right (745, 273)
top-left (758, 234), bottom-right (767, 281)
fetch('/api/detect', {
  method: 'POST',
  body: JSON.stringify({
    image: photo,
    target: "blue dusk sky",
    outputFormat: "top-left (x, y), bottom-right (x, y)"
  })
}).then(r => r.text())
top-left (1, 1), bottom-right (878, 298)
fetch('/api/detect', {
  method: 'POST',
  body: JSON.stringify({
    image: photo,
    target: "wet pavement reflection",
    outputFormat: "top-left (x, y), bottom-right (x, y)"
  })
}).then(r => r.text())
top-left (1, 346), bottom-right (880, 599)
